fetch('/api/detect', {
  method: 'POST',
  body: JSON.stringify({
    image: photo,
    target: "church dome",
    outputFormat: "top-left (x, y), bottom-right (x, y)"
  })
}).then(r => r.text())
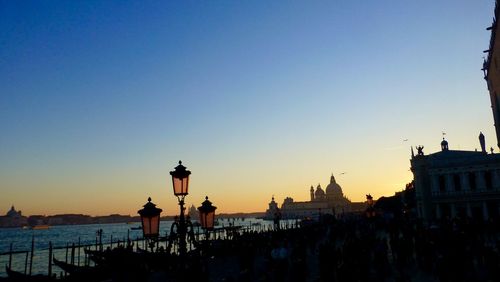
top-left (325, 174), bottom-right (344, 197)
top-left (314, 184), bottom-right (326, 200)
top-left (6, 206), bottom-right (20, 217)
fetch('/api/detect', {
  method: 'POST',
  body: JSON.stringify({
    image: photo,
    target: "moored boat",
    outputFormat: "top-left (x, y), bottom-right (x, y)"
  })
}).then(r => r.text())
top-left (31, 225), bottom-right (50, 230)
top-left (5, 266), bottom-right (54, 281)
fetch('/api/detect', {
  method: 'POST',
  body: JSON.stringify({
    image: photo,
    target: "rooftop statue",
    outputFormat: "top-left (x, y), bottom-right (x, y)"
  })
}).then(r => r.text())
top-left (416, 145), bottom-right (424, 156)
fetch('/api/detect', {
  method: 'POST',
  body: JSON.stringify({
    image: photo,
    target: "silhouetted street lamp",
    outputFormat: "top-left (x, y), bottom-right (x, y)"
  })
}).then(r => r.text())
top-left (366, 194), bottom-right (375, 218)
top-left (198, 196), bottom-right (217, 239)
top-left (169, 161), bottom-right (191, 256)
top-left (138, 197), bottom-right (163, 239)
top-left (170, 161), bottom-right (191, 197)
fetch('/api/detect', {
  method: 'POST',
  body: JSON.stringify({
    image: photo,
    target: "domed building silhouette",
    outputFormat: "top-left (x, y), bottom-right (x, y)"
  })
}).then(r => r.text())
top-left (0, 205), bottom-right (27, 228)
top-left (324, 174), bottom-right (352, 214)
top-left (270, 173), bottom-right (364, 219)
top-left (264, 196), bottom-right (280, 220)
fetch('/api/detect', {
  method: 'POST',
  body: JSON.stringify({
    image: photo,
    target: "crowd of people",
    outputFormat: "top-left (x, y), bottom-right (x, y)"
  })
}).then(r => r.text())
top-left (201, 215), bottom-right (500, 282)
top-left (74, 214), bottom-right (500, 281)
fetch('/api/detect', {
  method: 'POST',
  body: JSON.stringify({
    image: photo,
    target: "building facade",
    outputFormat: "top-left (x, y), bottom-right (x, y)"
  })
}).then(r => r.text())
top-left (411, 137), bottom-right (500, 224)
top-left (411, 1), bottom-right (500, 225)
top-left (484, 1), bottom-right (500, 148)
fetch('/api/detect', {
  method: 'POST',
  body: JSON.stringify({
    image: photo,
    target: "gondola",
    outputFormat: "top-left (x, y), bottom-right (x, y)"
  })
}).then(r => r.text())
top-left (52, 258), bottom-right (94, 275)
top-left (5, 266), bottom-right (54, 281)
top-left (52, 257), bottom-right (109, 281)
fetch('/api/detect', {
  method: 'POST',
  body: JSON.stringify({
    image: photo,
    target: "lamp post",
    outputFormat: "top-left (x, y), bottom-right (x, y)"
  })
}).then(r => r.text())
top-left (197, 196), bottom-right (217, 240)
top-left (366, 194), bottom-right (375, 218)
top-left (169, 161), bottom-right (191, 256)
top-left (138, 197), bottom-right (163, 250)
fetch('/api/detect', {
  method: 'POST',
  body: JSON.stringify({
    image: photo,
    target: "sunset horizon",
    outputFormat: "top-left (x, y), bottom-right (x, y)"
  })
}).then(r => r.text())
top-left (1, 1), bottom-right (496, 216)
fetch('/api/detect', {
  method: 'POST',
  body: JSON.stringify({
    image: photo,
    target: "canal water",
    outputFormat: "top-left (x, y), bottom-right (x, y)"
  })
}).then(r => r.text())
top-left (0, 218), bottom-right (274, 277)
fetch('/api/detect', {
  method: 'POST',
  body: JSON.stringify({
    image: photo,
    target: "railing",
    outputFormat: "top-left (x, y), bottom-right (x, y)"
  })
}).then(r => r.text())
top-left (0, 219), bottom-right (298, 279)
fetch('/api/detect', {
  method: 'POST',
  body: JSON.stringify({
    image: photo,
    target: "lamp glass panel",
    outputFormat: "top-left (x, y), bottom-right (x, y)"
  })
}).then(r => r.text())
top-left (205, 211), bottom-right (215, 230)
top-left (200, 211), bottom-right (215, 230)
top-left (172, 177), bottom-right (189, 196)
top-left (142, 217), bottom-right (151, 237)
top-left (150, 215), bottom-right (160, 236)
top-left (199, 213), bottom-right (206, 228)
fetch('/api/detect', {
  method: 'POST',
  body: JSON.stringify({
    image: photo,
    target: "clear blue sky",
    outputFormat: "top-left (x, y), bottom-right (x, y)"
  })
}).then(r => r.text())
top-left (0, 1), bottom-right (496, 215)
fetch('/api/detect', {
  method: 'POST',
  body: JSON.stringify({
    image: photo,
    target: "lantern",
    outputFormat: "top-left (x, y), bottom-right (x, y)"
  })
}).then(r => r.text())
top-left (169, 161), bottom-right (191, 197)
top-left (197, 196), bottom-right (217, 230)
top-left (137, 197), bottom-right (162, 238)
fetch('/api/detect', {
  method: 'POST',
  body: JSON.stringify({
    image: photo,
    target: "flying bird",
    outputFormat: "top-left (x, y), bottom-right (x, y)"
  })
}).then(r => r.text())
top-left (403, 139), bottom-right (408, 142)
top-left (340, 172), bottom-right (346, 175)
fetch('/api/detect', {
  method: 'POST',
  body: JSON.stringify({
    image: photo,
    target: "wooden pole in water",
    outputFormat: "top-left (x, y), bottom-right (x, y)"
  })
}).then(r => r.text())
top-left (48, 242), bottom-right (52, 278)
top-left (24, 251), bottom-right (28, 274)
top-left (8, 243), bottom-right (12, 269)
top-left (65, 244), bottom-right (68, 263)
top-left (64, 243), bottom-right (68, 276)
top-left (29, 234), bottom-right (34, 275)
top-left (110, 235), bottom-right (113, 249)
top-left (83, 247), bottom-right (87, 267)
top-left (77, 237), bottom-right (81, 266)
top-left (71, 243), bottom-right (75, 265)
top-left (99, 229), bottom-right (103, 251)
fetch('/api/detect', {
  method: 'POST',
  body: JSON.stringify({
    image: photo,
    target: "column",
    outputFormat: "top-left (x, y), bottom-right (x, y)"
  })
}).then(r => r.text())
top-left (466, 202), bottom-right (472, 218)
top-left (451, 203), bottom-right (457, 218)
top-left (461, 173), bottom-right (470, 191)
top-left (477, 171), bottom-right (486, 191)
top-left (431, 175), bottom-right (439, 194)
top-left (483, 202), bottom-right (489, 221)
top-left (493, 170), bottom-right (500, 190)
top-left (446, 174), bottom-right (453, 193)
top-left (417, 204), bottom-right (422, 217)
top-left (436, 203), bottom-right (442, 219)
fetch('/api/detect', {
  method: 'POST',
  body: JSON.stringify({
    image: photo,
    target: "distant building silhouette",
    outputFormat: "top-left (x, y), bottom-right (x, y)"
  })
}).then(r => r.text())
top-left (264, 196), bottom-right (280, 220)
top-left (268, 174), bottom-right (366, 220)
top-left (0, 206), bottom-right (27, 227)
top-left (188, 204), bottom-right (198, 221)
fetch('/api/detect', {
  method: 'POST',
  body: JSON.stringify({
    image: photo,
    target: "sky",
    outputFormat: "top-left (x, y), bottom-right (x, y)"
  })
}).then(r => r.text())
top-left (0, 0), bottom-right (497, 216)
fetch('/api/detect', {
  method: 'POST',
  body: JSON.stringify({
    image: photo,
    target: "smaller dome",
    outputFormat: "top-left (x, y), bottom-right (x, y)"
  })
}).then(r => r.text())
top-left (315, 184), bottom-right (326, 200)
top-left (6, 206), bottom-right (20, 217)
top-left (315, 187), bottom-right (325, 196)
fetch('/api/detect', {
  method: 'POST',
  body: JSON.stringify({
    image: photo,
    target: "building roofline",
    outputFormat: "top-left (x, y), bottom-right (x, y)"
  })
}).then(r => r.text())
top-left (484, 0), bottom-right (499, 79)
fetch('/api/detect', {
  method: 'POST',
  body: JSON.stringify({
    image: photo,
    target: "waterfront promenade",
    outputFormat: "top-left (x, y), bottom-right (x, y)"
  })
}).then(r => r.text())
top-left (2, 215), bottom-right (500, 281)
top-left (0, 218), bottom-right (274, 278)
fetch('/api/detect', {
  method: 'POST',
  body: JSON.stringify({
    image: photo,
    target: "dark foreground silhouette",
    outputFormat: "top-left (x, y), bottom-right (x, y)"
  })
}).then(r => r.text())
top-left (3, 215), bottom-right (500, 281)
